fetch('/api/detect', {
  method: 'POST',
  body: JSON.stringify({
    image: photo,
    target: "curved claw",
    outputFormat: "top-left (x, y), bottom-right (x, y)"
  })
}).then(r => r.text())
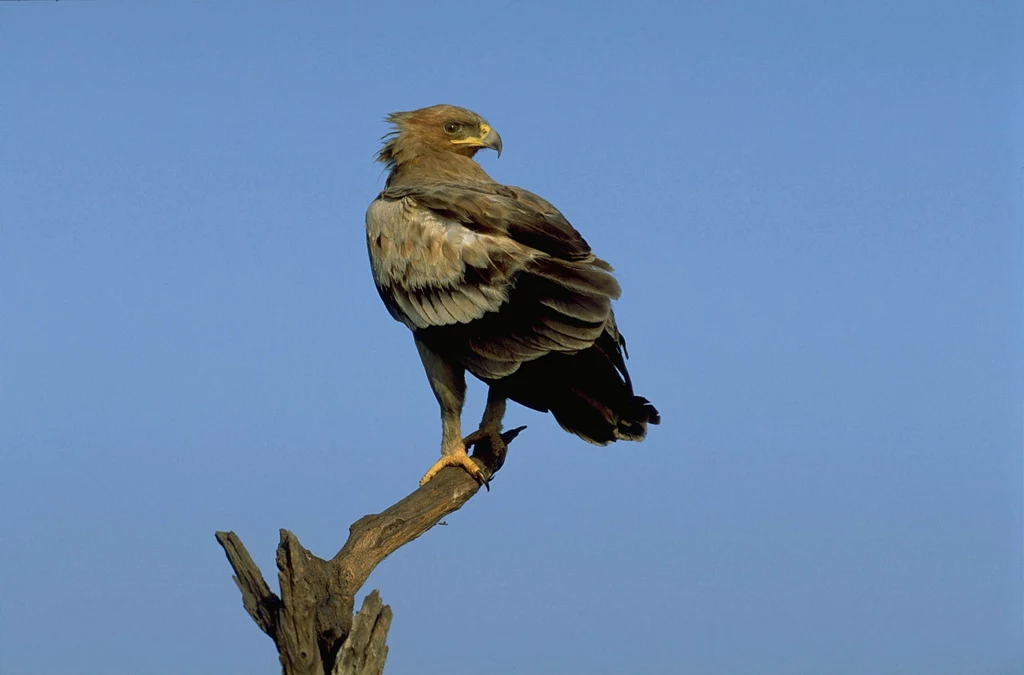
top-left (420, 447), bottom-right (490, 491)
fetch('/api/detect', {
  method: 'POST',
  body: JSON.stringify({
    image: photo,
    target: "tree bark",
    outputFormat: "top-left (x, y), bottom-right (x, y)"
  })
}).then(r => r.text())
top-left (215, 426), bottom-right (524, 675)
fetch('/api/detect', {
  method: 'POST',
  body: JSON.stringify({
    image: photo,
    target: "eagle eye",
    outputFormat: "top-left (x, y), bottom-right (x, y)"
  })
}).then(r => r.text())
top-left (443, 122), bottom-right (462, 135)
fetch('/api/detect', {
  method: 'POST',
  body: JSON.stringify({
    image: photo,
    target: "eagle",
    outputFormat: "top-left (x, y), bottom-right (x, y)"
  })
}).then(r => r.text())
top-left (365, 104), bottom-right (660, 487)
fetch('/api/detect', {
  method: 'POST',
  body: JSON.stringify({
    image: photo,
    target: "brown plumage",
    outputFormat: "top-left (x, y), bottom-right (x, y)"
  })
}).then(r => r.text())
top-left (366, 104), bottom-right (659, 486)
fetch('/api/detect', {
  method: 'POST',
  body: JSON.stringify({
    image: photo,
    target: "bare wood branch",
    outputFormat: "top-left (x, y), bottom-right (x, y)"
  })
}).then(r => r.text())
top-left (275, 531), bottom-right (327, 675)
top-left (215, 426), bottom-right (524, 675)
top-left (214, 531), bottom-right (281, 640)
top-left (333, 590), bottom-right (392, 675)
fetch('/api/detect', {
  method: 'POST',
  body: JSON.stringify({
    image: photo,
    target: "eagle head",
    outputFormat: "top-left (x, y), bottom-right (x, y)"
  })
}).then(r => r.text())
top-left (376, 104), bottom-right (502, 169)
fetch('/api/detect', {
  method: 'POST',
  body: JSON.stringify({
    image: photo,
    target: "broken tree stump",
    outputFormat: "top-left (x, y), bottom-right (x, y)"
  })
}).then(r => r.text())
top-left (216, 426), bottom-right (525, 675)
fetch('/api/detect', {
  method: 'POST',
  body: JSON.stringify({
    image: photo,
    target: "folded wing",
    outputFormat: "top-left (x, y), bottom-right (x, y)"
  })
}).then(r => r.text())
top-left (365, 183), bottom-right (621, 379)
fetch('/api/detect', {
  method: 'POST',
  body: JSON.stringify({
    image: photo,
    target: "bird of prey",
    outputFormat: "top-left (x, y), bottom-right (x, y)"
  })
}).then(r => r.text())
top-left (365, 104), bottom-right (660, 487)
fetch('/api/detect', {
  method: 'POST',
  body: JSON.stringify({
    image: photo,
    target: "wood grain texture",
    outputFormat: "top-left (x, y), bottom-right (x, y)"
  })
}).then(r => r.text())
top-left (215, 426), bottom-right (524, 675)
top-left (333, 591), bottom-right (392, 675)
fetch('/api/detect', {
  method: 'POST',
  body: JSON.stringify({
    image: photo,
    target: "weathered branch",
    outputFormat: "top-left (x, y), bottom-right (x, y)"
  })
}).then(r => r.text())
top-left (215, 530), bottom-right (281, 640)
top-left (333, 591), bottom-right (392, 675)
top-left (216, 426), bottom-right (525, 675)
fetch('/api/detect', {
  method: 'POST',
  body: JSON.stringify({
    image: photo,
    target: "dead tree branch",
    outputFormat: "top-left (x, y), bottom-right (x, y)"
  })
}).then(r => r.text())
top-left (215, 426), bottom-right (525, 675)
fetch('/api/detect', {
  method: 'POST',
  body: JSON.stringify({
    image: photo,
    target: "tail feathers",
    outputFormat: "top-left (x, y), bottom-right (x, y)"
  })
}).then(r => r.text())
top-left (492, 331), bottom-right (660, 446)
top-left (609, 395), bottom-right (661, 442)
top-left (551, 391), bottom-right (660, 445)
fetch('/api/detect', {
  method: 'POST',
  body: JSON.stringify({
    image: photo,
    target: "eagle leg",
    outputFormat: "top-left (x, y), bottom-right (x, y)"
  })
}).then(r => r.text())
top-left (415, 336), bottom-right (490, 489)
top-left (462, 388), bottom-right (509, 460)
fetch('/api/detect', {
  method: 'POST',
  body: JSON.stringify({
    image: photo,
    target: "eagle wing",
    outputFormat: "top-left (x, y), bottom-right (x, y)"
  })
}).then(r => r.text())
top-left (365, 182), bottom-right (622, 379)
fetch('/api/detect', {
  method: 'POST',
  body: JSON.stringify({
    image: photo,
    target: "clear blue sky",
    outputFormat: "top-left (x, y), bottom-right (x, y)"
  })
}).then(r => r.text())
top-left (2, 3), bottom-right (1021, 674)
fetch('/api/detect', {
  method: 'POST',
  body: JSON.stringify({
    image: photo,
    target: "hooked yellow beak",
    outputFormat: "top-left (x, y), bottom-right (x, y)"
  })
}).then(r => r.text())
top-left (479, 123), bottom-right (502, 157)
top-left (451, 123), bottom-right (503, 157)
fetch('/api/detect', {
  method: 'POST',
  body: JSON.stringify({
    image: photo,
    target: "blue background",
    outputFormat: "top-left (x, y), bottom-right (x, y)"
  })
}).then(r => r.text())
top-left (2, 2), bottom-right (1021, 674)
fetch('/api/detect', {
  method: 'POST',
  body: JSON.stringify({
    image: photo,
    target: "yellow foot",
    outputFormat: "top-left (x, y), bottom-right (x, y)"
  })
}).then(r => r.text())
top-left (419, 446), bottom-right (490, 489)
